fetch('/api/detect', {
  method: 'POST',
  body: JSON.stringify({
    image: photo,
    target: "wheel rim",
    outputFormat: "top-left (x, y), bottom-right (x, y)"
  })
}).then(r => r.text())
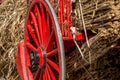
top-left (24, 0), bottom-right (65, 80)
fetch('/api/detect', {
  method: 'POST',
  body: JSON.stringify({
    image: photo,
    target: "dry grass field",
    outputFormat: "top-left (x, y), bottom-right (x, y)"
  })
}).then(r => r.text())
top-left (0, 0), bottom-right (120, 80)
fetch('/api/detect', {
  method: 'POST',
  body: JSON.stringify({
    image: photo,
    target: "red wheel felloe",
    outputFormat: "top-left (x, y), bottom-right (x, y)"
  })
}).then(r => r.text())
top-left (16, 0), bottom-right (65, 80)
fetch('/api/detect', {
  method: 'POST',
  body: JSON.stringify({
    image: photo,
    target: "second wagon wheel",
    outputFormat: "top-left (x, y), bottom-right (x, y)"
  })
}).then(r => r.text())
top-left (24, 0), bottom-right (65, 80)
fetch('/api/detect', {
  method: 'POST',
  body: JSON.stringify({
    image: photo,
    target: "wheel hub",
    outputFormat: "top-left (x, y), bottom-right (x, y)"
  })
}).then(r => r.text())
top-left (30, 47), bottom-right (47, 69)
top-left (37, 47), bottom-right (46, 68)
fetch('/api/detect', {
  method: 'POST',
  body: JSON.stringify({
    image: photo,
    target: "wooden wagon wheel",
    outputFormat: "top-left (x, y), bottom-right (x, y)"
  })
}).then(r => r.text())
top-left (16, 0), bottom-right (65, 80)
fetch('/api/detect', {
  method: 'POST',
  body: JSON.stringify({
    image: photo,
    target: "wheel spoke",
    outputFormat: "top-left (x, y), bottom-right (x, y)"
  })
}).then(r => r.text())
top-left (34, 67), bottom-right (44, 80)
top-left (27, 25), bottom-right (39, 47)
top-left (30, 11), bottom-right (41, 45)
top-left (46, 68), bottom-right (51, 80)
top-left (26, 42), bottom-right (37, 51)
top-left (40, 69), bottom-right (44, 80)
top-left (46, 30), bottom-right (54, 50)
top-left (34, 5), bottom-right (44, 46)
top-left (47, 48), bottom-right (58, 57)
top-left (43, 69), bottom-right (47, 80)
top-left (47, 64), bottom-right (56, 80)
top-left (40, 5), bottom-right (47, 46)
top-left (27, 67), bottom-right (34, 80)
top-left (47, 59), bottom-right (59, 73)
top-left (34, 67), bottom-right (41, 80)
top-left (46, 12), bottom-right (51, 47)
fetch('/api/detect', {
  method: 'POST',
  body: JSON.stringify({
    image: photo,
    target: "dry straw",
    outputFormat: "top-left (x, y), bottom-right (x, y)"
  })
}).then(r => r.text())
top-left (0, 0), bottom-right (120, 80)
top-left (0, 0), bottom-right (27, 79)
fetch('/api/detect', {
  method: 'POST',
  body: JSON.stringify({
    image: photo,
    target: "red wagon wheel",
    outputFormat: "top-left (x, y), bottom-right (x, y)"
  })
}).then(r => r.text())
top-left (16, 0), bottom-right (65, 80)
